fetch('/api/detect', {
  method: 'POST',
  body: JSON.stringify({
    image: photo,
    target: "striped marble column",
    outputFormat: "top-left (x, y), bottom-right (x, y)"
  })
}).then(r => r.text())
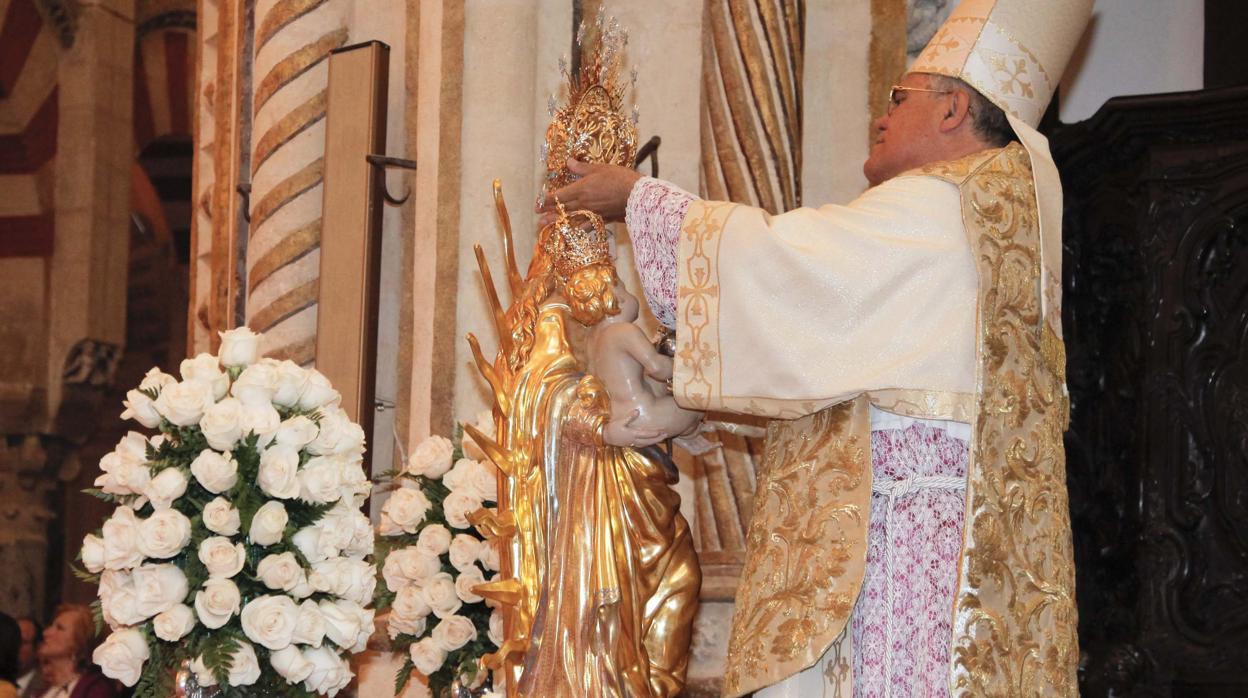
top-left (245, 0), bottom-right (350, 365)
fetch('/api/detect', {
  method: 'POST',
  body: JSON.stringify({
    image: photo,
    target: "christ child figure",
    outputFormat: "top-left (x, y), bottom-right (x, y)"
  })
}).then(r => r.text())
top-left (564, 261), bottom-right (703, 448)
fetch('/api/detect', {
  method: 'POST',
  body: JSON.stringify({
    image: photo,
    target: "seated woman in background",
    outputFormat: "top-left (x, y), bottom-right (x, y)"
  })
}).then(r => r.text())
top-left (35, 606), bottom-right (115, 698)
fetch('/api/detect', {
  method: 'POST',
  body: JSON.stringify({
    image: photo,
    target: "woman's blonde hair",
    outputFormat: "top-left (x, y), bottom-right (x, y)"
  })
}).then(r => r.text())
top-left (565, 263), bottom-right (619, 326)
top-left (52, 604), bottom-right (96, 669)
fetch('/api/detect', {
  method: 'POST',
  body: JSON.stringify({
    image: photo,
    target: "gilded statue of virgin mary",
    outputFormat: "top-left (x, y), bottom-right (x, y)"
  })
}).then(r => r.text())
top-left (463, 16), bottom-right (700, 698)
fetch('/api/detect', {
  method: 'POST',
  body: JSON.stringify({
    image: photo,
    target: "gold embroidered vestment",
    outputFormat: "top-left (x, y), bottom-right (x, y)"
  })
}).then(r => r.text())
top-left (672, 144), bottom-right (1079, 697)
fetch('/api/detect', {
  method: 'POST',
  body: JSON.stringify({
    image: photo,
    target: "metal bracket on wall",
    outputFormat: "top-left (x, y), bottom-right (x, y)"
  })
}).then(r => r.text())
top-left (365, 154), bottom-right (417, 206)
top-left (634, 135), bottom-right (661, 178)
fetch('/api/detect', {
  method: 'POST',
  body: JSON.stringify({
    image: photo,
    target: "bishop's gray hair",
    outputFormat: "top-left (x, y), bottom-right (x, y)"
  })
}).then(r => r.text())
top-left (927, 74), bottom-right (1017, 148)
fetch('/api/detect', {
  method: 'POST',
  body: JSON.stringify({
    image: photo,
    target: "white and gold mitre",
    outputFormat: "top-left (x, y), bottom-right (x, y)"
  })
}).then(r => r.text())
top-left (911, 0), bottom-right (1092, 128)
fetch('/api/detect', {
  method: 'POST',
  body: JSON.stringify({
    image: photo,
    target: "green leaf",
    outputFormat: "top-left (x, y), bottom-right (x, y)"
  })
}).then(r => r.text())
top-left (395, 656), bottom-right (416, 695)
top-left (82, 487), bottom-right (121, 504)
top-left (69, 563), bottom-right (99, 585)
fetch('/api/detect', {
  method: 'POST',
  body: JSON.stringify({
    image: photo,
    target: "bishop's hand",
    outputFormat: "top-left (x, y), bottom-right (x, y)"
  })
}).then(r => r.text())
top-left (537, 158), bottom-right (642, 226)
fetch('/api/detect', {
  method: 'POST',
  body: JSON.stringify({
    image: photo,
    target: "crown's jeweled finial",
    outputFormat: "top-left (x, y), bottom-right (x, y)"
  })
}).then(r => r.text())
top-left (543, 14), bottom-right (638, 192)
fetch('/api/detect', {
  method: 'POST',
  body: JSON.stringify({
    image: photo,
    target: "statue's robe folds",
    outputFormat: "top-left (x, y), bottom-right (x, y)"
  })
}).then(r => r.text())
top-left (671, 143), bottom-right (1079, 697)
top-left (513, 304), bottom-right (701, 698)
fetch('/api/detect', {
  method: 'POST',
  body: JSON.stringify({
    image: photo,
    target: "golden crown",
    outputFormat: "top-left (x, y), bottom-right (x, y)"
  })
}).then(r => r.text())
top-left (542, 12), bottom-right (639, 195)
top-left (543, 200), bottom-right (611, 281)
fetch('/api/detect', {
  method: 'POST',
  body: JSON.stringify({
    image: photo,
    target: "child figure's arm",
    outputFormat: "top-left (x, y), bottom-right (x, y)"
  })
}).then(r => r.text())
top-left (614, 325), bottom-right (673, 382)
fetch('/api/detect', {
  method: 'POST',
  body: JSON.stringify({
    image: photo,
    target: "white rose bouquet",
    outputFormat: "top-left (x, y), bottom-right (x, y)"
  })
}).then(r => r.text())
top-left (375, 411), bottom-right (501, 697)
top-left (77, 327), bottom-right (376, 698)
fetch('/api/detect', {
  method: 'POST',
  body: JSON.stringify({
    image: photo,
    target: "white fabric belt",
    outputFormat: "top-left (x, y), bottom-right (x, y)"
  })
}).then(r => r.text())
top-left (871, 474), bottom-right (965, 499)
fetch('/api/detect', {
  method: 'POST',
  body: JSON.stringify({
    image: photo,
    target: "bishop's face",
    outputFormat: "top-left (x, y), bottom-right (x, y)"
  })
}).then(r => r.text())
top-left (863, 73), bottom-right (951, 187)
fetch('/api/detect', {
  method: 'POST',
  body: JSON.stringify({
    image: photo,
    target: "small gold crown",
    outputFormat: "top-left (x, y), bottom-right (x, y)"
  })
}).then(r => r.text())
top-left (543, 200), bottom-right (611, 281)
top-left (542, 13), bottom-right (638, 195)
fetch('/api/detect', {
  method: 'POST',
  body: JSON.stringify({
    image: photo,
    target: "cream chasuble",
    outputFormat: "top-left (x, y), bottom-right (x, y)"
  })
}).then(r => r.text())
top-left (674, 143), bottom-right (1079, 697)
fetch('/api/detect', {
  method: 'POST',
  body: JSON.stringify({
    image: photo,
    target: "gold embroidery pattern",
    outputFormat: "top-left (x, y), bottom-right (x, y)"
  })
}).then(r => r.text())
top-left (722, 397), bottom-right (872, 697)
top-left (821, 629), bottom-right (853, 698)
top-left (674, 201), bottom-right (735, 410)
top-left (868, 388), bottom-right (976, 423)
top-left (948, 146), bottom-right (1080, 696)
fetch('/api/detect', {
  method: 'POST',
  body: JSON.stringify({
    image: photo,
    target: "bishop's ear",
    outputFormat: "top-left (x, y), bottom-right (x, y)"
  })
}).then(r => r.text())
top-left (938, 89), bottom-right (974, 133)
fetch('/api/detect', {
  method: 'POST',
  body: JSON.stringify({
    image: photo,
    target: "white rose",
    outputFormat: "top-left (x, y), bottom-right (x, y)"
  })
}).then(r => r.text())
top-left (272, 360), bottom-right (309, 407)
top-left (416, 524), bottom-right (452, 557)
top-left (257, 552), bottom-right (307, 593)
top-left (276, 415), bottom-right (319, 449)
top-left (202, 497), bottom-right (241, 536)
top-left (443, 459), bottom-right (497, 501)
top-left (143, 467), bottom-right (188, 511)
top-left (460, 410), bottom-right (496, 461)
top-left (388, 585), bottom-right (431, 639)
top-left (218, 327), bottom-right (260, 368)
top-left (297, 456), bottom-right (342, 504)
top-left (454, 567), bottom-right (486, 604)
top-left (194, 578), bottom-right (241, 629)
top-left (309, 558), bottom-right (377, 606)
top-left (94, 447), bottom-right (151, 497)
top-left (326, 499), bottom-right (374, 556)
top-left (431, 614), bottom-right (477, 652)
top-left (336, 459), bottom-right (369, 506)
top-left (191, 450), bottom-right (238, 494)
top-left (318, 599), bottom-right (372, 652)
top-left (240, 402), bottom-right (282, 447)
top-left (231, 360), bottom-right (278, 407)
top-left (200, 398), bottom-right (244, 452)
top-left (302, 645), bottom-right (352, 697)
top-left (81, 534), bottom-right (105, 573)
top-left (382, 548), bottom-right (441, 592)
top-left (120, 389), bottom-right (162, 429)
top-left (137, 508), bottom-right (192, 559)
top-left (448, 534), bottom-right (482, 572)
top-left (406, 435), bottom-right (454, 478)
top-left (92, 627), bottom-right (149, 687)
top-left (198, 537), bottom-right (246, 578)
top-left (421, 572), bottom-right (462, 619)
top-left (307, 405), bottom-right (365, 457)
top-left (378, 487), bottom-right (431, 536)
top-left (488, 609), bottom-right (504, 646)
top-left (153, 603), bottom-right (196, 641)
top-left (190, 655), bottom-right (217, 687)
top-left (131, 563), bottom-right (189, 620)
top-left (293, 600), bottom-right (326, 647)
top-left (98, 571), bottom-right (140, 628)
top-left (101, 507), bottom-right (143, 570)
top-left (180, 352), bottom-right (229, 400)
top-left (478, 539), bottom-right (500, 571)
top-left (139, 367), bottom-right (178, 393)
top-left (241, 594), bottom-right (299, 651)
top-left (153, 379), bottom-right (216, 426)
top-left (270, 645), bottom-right (314, 684)
top-left (258, 444), bottom-right (301, 499)
top-left (249, 501), bottom-right (289, 546)
top-left (297, 369), bottom-right (341, 411)
top-left (226, 641), bottom-right (262, 687)
top-left (443, 491), bottom-right (483, 529)
top-left (409, 637), bottom-right (446, 676)
top-left (291, 526), bottom-right (333, 565)
top-left (113, 431), bottom-right (148, 460)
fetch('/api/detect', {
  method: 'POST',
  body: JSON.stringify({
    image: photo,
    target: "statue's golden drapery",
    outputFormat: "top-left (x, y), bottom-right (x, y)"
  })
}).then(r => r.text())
top-left (465, 16), bottom-right (700, 697)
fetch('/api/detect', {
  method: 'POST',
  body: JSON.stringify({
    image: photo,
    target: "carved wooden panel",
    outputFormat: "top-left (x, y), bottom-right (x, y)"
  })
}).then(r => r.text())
top-left (1053, 86), bottom-right (1248, 697)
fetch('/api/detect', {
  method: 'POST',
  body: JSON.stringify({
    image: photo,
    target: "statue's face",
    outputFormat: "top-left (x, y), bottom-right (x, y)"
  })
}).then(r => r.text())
top-left (613, 281), bottom-right (639, 322)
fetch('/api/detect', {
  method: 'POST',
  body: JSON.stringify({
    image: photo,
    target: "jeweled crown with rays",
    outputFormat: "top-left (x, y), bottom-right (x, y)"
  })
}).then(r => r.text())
top-left (459, 12), bottom-right (639, 696)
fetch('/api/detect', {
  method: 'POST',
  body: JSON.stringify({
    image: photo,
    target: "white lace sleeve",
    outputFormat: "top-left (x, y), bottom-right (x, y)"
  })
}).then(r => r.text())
top-left (623, 176), bottom-right (698, 329)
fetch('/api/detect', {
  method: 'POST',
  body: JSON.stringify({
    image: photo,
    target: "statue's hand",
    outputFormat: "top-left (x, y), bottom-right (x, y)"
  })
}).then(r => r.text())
top-left (603, 409), bottom-right (667, 448)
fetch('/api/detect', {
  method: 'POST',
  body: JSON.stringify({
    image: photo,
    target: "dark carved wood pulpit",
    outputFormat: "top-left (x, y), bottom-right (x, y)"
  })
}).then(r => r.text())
top-left (1053, 86), bottom-right (1248, 697)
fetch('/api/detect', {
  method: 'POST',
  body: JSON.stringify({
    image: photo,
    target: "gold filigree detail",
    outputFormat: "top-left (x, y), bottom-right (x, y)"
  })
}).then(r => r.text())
top-left (722, 397), bottom-right (872, 696)
top-left (949, 144), bottom-right (1079, 696)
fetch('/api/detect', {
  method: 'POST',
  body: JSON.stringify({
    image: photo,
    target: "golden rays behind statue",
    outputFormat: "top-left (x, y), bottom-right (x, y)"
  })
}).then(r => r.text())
top-left (462, 15), bottom-right (701, 698)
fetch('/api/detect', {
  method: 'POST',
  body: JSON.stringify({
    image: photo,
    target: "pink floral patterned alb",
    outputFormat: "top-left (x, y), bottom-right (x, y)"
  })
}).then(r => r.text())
top-left (852, 423), bottom-right (968, 698)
